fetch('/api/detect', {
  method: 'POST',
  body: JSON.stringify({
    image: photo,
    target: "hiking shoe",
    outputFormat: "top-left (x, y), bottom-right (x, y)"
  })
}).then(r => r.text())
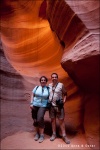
top-left (62, 136), bottom-right (70, 144)
top-left (50, 134), bottom-right (56, 141)
top-left (38, 134), bottom-right (44, 143)
top-left (34, 133), bottom-right (39, 141)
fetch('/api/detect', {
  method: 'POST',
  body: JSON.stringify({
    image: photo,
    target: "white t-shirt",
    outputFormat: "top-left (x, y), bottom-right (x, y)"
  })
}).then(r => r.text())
top-left (49, 82), bottom-right (67, 106)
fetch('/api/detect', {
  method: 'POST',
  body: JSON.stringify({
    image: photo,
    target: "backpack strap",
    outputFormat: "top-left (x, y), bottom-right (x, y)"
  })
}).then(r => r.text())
top-left (34, 86), bottom-right (39, 97)
top-left (46, 86), bottom-right (49, 98)
top-left (34, 86), bottom-right (49, 98)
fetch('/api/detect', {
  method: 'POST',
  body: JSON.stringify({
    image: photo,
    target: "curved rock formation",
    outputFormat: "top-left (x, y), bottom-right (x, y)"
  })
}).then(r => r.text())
top-left (1, 0), bottom-right (100, 149)
top-left (47, 0), bottom-right (100, 148)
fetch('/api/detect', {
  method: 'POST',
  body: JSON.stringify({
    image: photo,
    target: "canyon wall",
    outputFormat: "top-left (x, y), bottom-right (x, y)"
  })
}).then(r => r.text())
top-left (1, 0), bottom-right (99, 149)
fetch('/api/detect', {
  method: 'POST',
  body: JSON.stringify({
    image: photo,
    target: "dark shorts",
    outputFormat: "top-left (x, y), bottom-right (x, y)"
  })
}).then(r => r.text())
top-left (49, 106), bottom-right (65, 119)
top-left (31, 106), bottom-right (46, 128)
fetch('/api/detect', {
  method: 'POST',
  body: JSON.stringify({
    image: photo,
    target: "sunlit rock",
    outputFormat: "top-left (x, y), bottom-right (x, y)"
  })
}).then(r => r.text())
top-left (1, 0), bottom-right (99, 149)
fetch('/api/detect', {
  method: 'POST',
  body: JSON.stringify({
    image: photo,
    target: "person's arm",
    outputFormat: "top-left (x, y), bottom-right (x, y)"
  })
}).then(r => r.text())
top-left (63, 94), bottom-right (67, 103)
top-left (62, 84), bottom-right (67, 103)
top-left (30, 86), bottom-right (38, 108)
top-left (30, 92), bottom-right (35, 109)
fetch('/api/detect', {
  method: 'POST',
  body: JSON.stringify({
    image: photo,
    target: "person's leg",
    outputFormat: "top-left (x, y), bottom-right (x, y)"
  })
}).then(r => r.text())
top-left (58, 107), bottom-right (70, 144)
top-left (59, 119), bottom-right (70, 144)
top-left (33, 119), bottom-right (39, 135)
top-left (49, 107), bottom-right (57, 141)
top-left (50, 118), bottom-right (57, 141)
top-left (51, 118), bottom-right (56, 134)
top-left (32, 106), bottom-right (40, 141)
top-left (59, 119), bottom-right (66, 136)
top-left (37, 107), bottom-right (46, 143)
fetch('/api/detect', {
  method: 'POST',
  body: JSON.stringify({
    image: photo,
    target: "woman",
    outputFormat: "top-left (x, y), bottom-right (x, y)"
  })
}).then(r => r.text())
top-left (30, 76), bottom-right (49, 143)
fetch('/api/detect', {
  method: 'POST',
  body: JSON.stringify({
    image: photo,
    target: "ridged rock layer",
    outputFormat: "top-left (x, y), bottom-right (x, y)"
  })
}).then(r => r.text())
top-left (1, 0), bottom-right (99, 149)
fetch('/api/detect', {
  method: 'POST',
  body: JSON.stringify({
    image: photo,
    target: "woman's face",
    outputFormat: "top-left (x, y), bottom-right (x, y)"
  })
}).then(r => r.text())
top-left (40, 77), bottom-right (47, 87)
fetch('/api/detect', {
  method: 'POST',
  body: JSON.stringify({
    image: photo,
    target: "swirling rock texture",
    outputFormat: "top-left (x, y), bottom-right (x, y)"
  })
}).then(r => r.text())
top-left (1, 0), bottom-right (99, 149)
top-left (47, 0), bottom-right (100, 147)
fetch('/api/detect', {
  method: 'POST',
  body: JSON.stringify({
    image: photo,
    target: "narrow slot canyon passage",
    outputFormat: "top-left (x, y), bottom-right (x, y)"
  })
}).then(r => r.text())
top-left (0, 0), bottom-right (99, 149)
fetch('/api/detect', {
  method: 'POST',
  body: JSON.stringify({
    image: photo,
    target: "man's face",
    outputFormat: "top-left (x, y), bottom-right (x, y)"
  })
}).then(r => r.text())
top-left (51, 74), bottom-right (58, 83)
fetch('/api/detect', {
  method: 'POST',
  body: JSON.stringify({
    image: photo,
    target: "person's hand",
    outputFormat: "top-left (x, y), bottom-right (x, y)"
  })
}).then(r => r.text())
top-left (30, 105), bottom-right (33, 109)
top-left (63, 96), bottom-right (67, 103)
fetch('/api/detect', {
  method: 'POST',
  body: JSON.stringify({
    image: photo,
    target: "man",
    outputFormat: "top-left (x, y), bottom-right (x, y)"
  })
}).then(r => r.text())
top-left (49, 73), bottom-right (70, 144)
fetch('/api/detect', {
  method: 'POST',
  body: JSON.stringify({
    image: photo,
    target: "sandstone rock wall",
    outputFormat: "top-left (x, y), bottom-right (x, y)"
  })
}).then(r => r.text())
top-left (0, 41), bottom-right (33, 101)
top-left (47, 0), bottom-right (100, 148)
top-left (0, 0), bottom-right (99, 149)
